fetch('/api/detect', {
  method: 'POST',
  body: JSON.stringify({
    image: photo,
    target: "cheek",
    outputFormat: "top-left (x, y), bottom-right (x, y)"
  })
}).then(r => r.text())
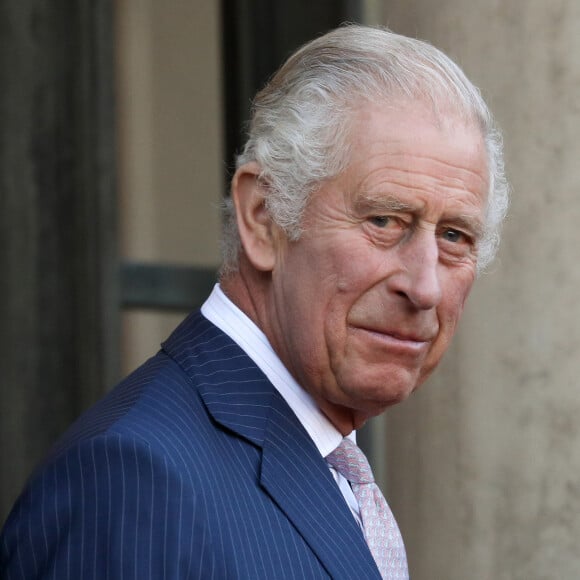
top-left (281, 238), bottom-right (388, 348)
top-left (327, 261), bottom-right (377, 326)
top-left (323, 265), bottom-right (386, 364)
top-left (334, 245), bottom-right (387, 295)
top-left (437, 277), bottom-right (475, 338)
top-left (296, 245), bottom-right (371, 320)
top-left (277, 259), bottom-right (341, 345)
top-left (422, 296), bottom-right (468, 383)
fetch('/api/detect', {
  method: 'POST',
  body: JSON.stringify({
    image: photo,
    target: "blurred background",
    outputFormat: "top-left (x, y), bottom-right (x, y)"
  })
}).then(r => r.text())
top-left (2, 1), bottom-right (580, 578)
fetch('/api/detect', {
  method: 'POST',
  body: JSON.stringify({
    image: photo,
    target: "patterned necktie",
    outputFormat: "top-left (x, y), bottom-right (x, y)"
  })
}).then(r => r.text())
top-left (326, 438), bottom-right (409, 579)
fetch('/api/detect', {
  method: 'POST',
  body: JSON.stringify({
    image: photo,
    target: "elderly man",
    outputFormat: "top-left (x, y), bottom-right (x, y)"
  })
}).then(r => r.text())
top-left (0, 24), bottom-right (507, 579)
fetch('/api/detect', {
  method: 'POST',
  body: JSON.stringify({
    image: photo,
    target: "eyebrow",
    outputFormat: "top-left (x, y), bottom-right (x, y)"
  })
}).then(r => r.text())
top-left (354, 193), bottom-right (416, 214)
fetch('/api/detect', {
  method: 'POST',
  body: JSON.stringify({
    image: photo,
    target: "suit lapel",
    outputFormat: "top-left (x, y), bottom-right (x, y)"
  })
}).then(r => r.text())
top-left (259, 393), bottom-right (381, 579)
top-left (162, 312), bottom-right (381, 578)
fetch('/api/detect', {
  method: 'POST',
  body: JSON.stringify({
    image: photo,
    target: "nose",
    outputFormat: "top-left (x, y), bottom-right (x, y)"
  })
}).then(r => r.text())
top-left (390, 230), bottom-right (442, 310)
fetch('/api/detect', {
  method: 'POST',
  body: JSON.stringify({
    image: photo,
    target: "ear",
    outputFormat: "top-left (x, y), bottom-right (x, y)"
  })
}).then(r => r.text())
top-left (231, 162), bottom-right (279, 272)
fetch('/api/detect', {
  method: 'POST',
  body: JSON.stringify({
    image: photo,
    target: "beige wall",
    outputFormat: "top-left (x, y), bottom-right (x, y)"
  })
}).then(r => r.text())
top-left (381, 2), bottom-right (580, 579)
top-left (116, 0), bottom-right (223, 373)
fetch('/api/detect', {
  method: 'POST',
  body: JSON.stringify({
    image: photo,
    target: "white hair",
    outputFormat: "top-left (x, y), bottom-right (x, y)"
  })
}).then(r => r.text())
top-left (220, 24), bottom-right (508, 275)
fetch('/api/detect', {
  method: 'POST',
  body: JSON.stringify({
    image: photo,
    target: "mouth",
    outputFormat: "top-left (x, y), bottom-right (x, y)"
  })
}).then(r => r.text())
top-left (350, 325), bottom-right (435, 354)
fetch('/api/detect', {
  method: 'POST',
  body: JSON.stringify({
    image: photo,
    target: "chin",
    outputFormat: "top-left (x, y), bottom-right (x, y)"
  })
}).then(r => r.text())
top-left (361, 366), bottom-right (419, 399)
top-left (376, 386), bottom-right (414, 409)
top-left (322, 378), bottom-right (415, 434)
top-left (349, 393), bottom-right (407, 430)
top-left (346, 378), bottom-right (416, 417)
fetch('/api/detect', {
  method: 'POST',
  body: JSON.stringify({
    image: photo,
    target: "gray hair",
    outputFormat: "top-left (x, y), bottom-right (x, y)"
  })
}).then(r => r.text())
top-left (220, 24), bottom-right (508, 275)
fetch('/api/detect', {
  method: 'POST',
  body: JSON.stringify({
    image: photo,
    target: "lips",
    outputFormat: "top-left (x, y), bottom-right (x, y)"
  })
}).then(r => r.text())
top-left (347, 327), bottom-right (433, 363)
top-left (353, 324), bottom-right (436, 344)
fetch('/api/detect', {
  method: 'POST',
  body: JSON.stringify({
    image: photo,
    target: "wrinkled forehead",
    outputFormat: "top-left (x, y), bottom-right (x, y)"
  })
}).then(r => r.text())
top-left (346, 98), bottom-right (487, 161)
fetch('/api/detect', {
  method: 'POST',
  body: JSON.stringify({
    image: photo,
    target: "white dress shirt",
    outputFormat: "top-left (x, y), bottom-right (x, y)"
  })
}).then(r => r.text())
top-left (201, 284), bottom-right (362, 526)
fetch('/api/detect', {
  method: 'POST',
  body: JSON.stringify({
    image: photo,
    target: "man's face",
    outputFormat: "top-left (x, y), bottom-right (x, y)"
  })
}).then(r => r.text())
top-left (263, 102), bottom-right (489, 433)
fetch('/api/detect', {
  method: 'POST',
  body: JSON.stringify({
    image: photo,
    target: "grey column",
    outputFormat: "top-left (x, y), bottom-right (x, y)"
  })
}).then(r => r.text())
top-left (381, 2), bottom-right (580, 579)
top-left (0, 0), bottom-right (118, 522)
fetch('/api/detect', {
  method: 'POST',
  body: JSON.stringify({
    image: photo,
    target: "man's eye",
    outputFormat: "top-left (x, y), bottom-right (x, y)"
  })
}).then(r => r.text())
top-left (370, 216), bottom-right (391, 228)
top-left (441, 229), bottom-right (464, 243)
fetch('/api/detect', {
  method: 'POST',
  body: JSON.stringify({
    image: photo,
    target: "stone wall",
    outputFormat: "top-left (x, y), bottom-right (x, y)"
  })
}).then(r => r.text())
top-left (381, 1), bottom-right (580, 578)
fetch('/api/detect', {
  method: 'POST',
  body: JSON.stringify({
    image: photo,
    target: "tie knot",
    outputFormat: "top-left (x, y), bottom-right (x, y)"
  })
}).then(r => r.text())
top-left (326, 438), bottom-right (374, 484)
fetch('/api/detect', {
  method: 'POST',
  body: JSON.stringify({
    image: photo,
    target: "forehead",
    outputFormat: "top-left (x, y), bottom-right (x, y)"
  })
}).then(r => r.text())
top-left (341, 102), bottom-right (489, 210)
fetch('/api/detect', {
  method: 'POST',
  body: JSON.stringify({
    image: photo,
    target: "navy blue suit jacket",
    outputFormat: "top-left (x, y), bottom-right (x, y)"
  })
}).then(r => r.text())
top-left (0, 312), bottom-right (381, 579)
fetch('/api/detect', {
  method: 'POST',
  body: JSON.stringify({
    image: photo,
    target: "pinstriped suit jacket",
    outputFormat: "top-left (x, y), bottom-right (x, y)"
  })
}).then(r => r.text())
top-left (0, 312), bottom-right (381, 579)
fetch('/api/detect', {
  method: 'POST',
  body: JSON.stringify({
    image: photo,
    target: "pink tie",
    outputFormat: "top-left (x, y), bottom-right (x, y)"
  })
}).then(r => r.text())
top-left (326, 438), bottom-right (409, 579)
